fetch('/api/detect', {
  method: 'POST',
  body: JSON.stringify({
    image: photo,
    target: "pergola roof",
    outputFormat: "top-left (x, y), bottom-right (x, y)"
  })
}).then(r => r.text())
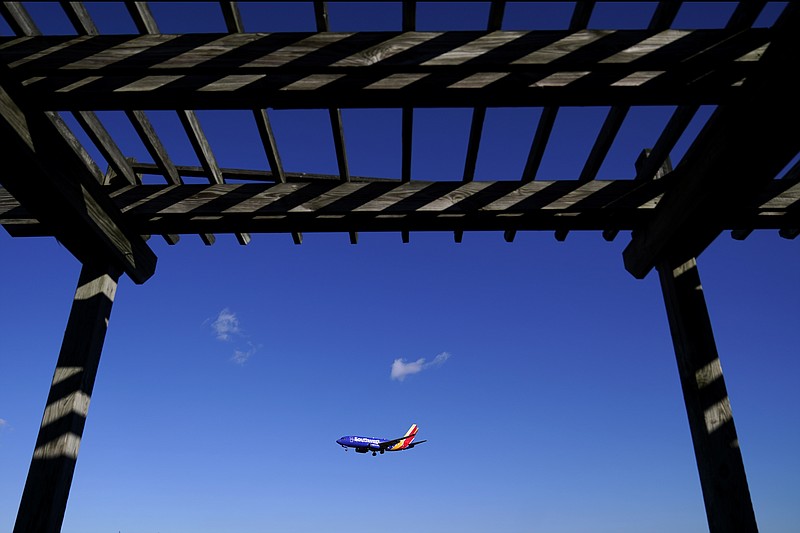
top-left (1, 1), bottom-right (798, 285)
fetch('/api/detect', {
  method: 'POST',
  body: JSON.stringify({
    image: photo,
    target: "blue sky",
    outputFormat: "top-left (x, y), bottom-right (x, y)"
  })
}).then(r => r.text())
top-left (1, 3), bottom-right (798, 533)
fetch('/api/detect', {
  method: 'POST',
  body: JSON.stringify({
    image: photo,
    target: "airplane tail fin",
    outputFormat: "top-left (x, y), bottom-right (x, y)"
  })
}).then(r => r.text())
top-left (392, 424), bottom-right (421, 450)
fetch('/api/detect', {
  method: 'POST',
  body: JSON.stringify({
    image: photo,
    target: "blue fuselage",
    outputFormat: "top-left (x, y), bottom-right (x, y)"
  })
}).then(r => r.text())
top-left (337, 435), bottom-right (386, 451)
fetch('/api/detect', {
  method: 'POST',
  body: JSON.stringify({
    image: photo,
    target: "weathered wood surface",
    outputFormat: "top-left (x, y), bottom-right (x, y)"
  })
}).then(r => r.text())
top-left (658, 258), bottom-right (758, 533)
top-left (0, 82), bottom-right (156, 283)
top-left (3, 177), bottom-right (797, 236)
top-left (623, 4), bottom-right (800, 279)
top-left (0, 28), bottom-right (771, 110)
top-left (13, 263), bottom-right (121, 533)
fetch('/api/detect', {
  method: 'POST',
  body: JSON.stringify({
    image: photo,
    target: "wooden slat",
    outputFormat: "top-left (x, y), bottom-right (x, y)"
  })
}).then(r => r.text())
top-left (131, 163), bottom-right (399, 183)
top-left (252, 109), bottom-right (285, 182)
top-left (123, 2), bottom-right (247, 245)
top-left (0, 2), bottom-right (39, 36)
top-left (402, 1), bottom-right (415, 32)
top-left (60, 2), bottom-right (99, 35)
top-left (0, 28), bottom-right (771, 110)
top-left (59, 1), bottom-right (180, 244)
top-left (4, 176), bottom-right (798, 236)
top-left (220, 1), bottom-right (244, 33)
top-left (177, 110), bottom-right (224, 185)
top-left (401, 0), bottom-right (415, 193)
top-left (462, 1), bottom-right (506, 184)
top-left (521, 106), bottom-right (557, 183)
top-left (254, 110), bottom-right (302, 247)
top-left (73, 111), bottom-right (139, 185)
top-left (313, 2), bottom-right (356, 244)
top-left (578, 105), bottom-right (629, 182)
top-left (520, 2), bottom-right (593, 185)
top-left (176, 114), bottom-right (230, 240)
top-left (328, 109), bottom-right (350, 182)
top-left (125, 1), bottom-right (158, 34)
top-left (457, 1), bottom-right (504, 243)
top-left (61, 0), bottom-right (180, 244)
top-left (558, 1), bottom-right (677, 240)
top-left (401, 107), bottom-right (413, 183)
top-left (220, 3), bottom-right (286, 244)
top-left (58, 4), bottom-right (139, 187)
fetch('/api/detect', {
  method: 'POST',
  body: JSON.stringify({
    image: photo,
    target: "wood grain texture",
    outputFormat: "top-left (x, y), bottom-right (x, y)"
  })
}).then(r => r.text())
top-left (658, 258), bottom-right (758, 533)
top-left (0, 28), bottom-right (771, 110)
top-left (4, 175), bottom-right (797, 236)
top-left (13, 263), bottom-right (121, 533)
top-left (0, 83), bottom-right (156, 283)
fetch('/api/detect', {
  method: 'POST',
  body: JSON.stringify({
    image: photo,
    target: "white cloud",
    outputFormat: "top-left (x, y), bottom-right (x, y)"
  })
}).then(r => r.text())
top-left (209, 309), bottom-right (260, 365)
top-left (0, 418), bottom-right (8, 430)
top-left (430, 351), bottom-right (451, 367)
top-left (391, 358), bottom-right (425, 381)
top-left (231, 343), bottom-right (260, 365)
top-left (391, 352), bottom-right (451, 381)
top-left (211, 308), bottom-right (240, 341)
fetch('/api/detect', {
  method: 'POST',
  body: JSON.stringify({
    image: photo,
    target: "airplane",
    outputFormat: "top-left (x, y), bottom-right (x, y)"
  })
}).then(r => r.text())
top-left (336, 424), bottom-right (426, 456)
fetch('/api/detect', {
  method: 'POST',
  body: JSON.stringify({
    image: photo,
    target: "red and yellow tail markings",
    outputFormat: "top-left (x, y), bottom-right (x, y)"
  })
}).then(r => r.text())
top-left (391, 424), bottom-right (418, 450)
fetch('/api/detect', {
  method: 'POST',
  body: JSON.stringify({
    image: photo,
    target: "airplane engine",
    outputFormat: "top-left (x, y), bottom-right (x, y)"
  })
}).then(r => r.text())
top-left (355, 448), bottom-right (368, 454)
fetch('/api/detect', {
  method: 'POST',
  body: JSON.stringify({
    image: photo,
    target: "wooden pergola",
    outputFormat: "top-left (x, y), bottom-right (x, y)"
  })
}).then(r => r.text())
top-left (1, 2), bottom-right (797, 532)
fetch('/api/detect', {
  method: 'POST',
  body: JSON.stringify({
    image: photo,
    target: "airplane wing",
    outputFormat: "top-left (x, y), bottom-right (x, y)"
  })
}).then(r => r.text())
top-left (378, 436), bottom-right (412, 449)
top-left (379, 437), bottom-right (428, 450)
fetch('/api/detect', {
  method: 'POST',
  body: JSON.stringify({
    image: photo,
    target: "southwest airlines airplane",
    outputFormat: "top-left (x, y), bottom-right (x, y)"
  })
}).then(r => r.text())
top-left (336, 424), bottom-right (426, 456)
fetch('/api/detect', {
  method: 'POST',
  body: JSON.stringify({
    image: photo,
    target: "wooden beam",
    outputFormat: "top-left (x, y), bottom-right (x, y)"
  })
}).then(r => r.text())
top-left (0, 2), bottom-right (39, 36)
top-left (124, 2), bottom-right (234, 245)
top-left (603, 0), bottom-right (759, 244)
top-left (462, 0), bottom-right (505, 184)
top-left (657, 257), bottom-right (757, 533)
top-left (401, 0), bottom-right (415, 190)
top-left (74, 111), bottom-right (140, 186)
top-left (13, 263), bottom-right (122, 533)
top-left (312, 4), bottom-right (355, 244)
top-left (60, 2), bottom-right (99, 35)
top-left (0, 28), bottom-right (772, 110)
top-left (128, 163), bottom-right (400, 183)
top-left (60, 0), bottom-right (178, 246)
top-left (5, 173), bottom-right (798, 237)
top-left (402, 1), bottom-right (415, 32)
top-left (560, 0), bottom-right (674, 240)
top-left (521, 106), bottom-right (557, 182)
top-left (0, 83), bottom-right (156, 282)
top-left (578, 106), bottom-right (629, 182)
top-left (623, 5), bottom-right (800, 278)
top-left (220, 1), bottom-right (244, 33)
top-left (603, 148), bottom-right (674, 241)
top-left (520, 2), bottom-right (592, 184)
top-left (125, 1), bottom-right (158, 34)
top-left (456, 3), bottom-right (505, 240)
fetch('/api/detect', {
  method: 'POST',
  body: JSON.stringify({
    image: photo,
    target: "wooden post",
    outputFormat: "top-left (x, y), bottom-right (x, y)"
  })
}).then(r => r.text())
top-left (14, 263), bottom-right (121, 533)
top-left (657, 257), bottom-right (758, 533)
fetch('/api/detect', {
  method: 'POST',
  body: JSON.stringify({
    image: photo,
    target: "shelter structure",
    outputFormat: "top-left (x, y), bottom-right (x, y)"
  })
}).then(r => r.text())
top-left (1, 2), bottom-right (798, 532)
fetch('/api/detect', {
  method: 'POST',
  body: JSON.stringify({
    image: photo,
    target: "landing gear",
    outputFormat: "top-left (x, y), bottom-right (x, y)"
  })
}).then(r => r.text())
top-left (372, 451), bottom-right (377, 456)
